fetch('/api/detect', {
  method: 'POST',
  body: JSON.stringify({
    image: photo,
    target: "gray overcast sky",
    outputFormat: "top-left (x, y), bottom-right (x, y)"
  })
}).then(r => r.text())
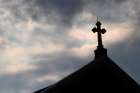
top-left (0, 0), bottom-right (140, 93)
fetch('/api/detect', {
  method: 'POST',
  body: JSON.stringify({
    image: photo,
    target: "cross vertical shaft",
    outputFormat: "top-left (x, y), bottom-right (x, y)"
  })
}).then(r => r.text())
top-left (97, 23), bottom-right (103, 48)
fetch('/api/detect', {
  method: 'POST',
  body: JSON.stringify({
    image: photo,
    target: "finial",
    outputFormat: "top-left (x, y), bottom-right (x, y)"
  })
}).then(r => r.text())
top-left (97, 16), bottom-right (99, 22)
top-left (96, 16), bottom-right (101, 27)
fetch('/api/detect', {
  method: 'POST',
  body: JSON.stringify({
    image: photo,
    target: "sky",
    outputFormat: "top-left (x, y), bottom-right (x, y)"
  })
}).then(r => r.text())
top-left (0, 0), bottom-right (140, 93)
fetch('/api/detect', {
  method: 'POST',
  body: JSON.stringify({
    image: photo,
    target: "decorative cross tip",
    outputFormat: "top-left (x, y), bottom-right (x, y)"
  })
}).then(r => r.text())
top-left (92, 21), bottom-right (106, 34)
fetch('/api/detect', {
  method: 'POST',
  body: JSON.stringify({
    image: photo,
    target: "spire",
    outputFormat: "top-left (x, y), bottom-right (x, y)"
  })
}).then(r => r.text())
top-left (92, 20), bottom-right (107, 58)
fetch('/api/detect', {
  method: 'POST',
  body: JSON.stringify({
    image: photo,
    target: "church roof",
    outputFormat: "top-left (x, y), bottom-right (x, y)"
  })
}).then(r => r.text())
top-left (34, 48), bottom-right (140, 93)
top-left (34, 21), bottom-right (140, 93)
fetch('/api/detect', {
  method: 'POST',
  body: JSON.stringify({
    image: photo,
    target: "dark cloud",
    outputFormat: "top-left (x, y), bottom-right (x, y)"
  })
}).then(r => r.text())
top-left (14, 0), bottom-right (85, 26)
top-left (84, 0), bottom-right (133, 22)
top-left (26, 0), bottom-right (130, 24)
top-left (33, 0), bottom-right (84, 26)
top-left (0, 0), bottom-right (140, 93)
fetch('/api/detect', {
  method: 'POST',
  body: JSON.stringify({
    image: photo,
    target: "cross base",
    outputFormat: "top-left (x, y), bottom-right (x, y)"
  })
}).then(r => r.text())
top-left (94, 47), bottom-right (107, 59)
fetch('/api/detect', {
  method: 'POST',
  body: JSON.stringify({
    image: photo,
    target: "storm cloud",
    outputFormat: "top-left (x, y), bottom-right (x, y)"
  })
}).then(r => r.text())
top-left (0, 0), bottom-right (139, 93)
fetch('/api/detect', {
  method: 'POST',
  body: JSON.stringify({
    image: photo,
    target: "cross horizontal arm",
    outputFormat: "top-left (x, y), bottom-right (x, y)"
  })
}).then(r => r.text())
top-left (92, 27), bottom-right (97, 33)
top-left (101, 28), bottom-right (106, 34)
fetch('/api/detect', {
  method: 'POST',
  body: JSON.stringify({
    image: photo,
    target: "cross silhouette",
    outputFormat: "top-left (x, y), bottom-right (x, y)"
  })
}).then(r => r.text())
top-left (92, 21), bottom-right (106, 49)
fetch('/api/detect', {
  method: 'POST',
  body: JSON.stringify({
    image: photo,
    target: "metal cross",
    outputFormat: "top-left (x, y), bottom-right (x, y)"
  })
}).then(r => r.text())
top-left (92, 21), bottom-right (106, 49)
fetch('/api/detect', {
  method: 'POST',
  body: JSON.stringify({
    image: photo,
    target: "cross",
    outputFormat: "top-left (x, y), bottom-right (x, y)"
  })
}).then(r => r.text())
top-left (92, 21), bottom-right (106, 49)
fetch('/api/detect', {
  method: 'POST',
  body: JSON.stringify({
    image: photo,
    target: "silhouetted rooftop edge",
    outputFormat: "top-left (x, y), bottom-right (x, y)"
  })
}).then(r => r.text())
top-left (33, 21), bottom-right (140, 93)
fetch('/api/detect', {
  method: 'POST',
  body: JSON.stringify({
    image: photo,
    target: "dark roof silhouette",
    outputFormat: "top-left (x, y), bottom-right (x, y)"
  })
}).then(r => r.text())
top-left (34, 21), bottom-right (140, 93)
